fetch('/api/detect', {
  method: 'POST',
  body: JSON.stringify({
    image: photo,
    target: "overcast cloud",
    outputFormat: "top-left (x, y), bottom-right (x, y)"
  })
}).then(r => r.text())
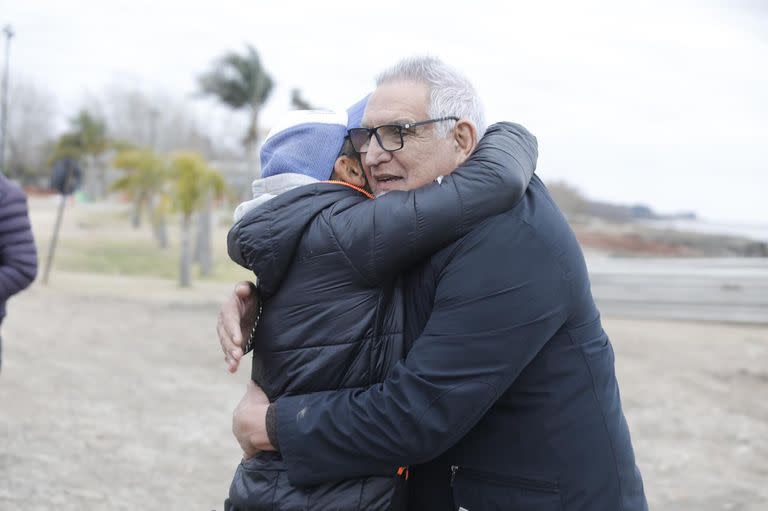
top-left (3, 0), bottom-right (767, 223)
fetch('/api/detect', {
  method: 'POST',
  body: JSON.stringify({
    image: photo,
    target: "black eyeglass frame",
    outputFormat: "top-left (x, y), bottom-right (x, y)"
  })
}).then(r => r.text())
top-left (347, 116), bottom-right (460, 153)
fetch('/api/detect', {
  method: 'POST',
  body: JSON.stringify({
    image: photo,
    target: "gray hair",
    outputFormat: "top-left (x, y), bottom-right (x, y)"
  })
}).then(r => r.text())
top-left (376, 56), bottom-right (486, 138)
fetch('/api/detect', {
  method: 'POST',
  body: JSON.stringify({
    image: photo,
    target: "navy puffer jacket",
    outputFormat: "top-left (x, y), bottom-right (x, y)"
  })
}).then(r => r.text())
top-left (0, 175), bottom-right (38, 324)
top-left (225, 122), bottom-right (538, 511)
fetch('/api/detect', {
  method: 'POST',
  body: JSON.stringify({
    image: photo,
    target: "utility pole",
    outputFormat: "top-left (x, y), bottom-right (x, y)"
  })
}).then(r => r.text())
top-left (0, 25), bottom-right (14, 173)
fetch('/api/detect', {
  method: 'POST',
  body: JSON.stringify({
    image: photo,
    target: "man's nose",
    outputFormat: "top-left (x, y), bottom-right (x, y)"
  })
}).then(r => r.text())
top-left (364, 134), bottom-right (391, 167)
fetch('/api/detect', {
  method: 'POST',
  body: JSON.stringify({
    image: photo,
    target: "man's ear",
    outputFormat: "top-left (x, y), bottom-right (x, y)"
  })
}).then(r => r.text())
top-left (452, 119), bottom-right (478, 162)
top-left (332, 155), bottom-right (366, 188)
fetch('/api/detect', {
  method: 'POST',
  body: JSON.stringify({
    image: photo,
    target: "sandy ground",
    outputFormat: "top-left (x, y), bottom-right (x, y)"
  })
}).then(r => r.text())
top-left (0, 274), bottom-right (245, 510)
top-left (1, 272), bottom-right (766, 510)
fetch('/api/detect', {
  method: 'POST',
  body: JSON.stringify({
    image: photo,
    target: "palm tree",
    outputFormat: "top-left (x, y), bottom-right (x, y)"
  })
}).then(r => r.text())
top-left (69, 110), bottom-right (109, 199)
top-left (48, 134), bottom-right (83, 167)
top-left (193, 165), bottom-right (226, 277)
top-left (168, 152), bottom-right (226, 287)
top-left (198, 45), bottom-right (273, 177)
top-left (111, 148), bottom-right (170, 246)
top-left (290, 88), bottom-right (314, 110)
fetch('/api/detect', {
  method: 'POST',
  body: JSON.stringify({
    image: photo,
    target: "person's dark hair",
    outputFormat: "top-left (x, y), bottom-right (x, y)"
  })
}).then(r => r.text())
top-left (331, 136), bottom-right (368, 190)
top-left (337, 136), bottom-right (358, 159)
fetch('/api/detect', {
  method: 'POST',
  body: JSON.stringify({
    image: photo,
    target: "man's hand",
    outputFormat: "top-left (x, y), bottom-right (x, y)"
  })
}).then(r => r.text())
top-left (217, 281), bottom-right (259, 373)
top-left (233, 381), bottom-right (275, 458)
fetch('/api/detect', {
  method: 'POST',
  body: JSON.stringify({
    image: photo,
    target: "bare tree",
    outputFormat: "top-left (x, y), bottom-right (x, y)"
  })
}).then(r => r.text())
top-left (96, 86), bottom-right (215, 156)
top-left (547, 181), bottom-right (588, 218)
top-left (5, 79), bottom-right (57, 185)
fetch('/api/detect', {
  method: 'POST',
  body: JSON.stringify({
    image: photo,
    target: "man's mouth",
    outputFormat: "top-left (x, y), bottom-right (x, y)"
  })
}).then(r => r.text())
top-left (373, 174), bottom-right (403, 184)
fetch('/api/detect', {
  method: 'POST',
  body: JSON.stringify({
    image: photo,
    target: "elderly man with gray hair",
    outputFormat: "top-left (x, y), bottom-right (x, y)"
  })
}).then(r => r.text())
top-left (219, 56), bottom-right (648, 511)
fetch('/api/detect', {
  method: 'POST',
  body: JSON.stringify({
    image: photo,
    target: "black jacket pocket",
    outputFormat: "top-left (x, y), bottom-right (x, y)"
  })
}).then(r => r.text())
top-left (451, 467), bottom-right (562, 511)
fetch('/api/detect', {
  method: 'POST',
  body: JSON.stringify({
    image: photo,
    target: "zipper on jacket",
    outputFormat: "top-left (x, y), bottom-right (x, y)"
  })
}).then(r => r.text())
top-left (449, 465), bottom-right (559, 493)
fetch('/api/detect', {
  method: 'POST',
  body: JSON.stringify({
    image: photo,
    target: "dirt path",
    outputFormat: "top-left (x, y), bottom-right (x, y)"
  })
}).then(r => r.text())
top-left (1, 272), bottom-right (767, 510)
top-left (0, 274), bottom-right (244, 510)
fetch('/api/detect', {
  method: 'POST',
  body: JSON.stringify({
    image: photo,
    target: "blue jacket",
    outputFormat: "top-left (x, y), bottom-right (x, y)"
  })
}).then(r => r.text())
top-left (0, 175), bottom-right (38, 324)
top-left (226, 123), bottom-right (538, 510)
top-left (274, 176), bottom-right (648, 511)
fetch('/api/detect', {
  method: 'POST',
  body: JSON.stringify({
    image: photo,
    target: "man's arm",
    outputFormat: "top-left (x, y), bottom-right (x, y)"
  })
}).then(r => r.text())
top-left (228, 123), bottom-right (537, 288)
top-left (328, 122), bottom-right (537, 284)
top-left (269, 218), bottom-right (572, 486)
top-left (221, 123), bottom-right (535, 370)
top-left (0, 187), bottom-right (38, 302)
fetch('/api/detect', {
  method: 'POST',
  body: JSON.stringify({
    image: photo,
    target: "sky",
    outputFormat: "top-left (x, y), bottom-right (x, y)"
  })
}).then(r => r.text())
top-left (3, 0), bottom-right (767, 224)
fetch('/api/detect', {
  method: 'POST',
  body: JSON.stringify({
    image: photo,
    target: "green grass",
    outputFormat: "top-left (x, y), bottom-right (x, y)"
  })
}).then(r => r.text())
top-left (53, 238), bottom-right (253, 283)
top-left (56, 239), bottom-right (176, 278)
top-left (35, 204), bottom-right (255, 284)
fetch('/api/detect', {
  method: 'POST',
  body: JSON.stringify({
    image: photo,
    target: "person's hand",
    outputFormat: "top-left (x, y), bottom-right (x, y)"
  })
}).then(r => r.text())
top-left (217, 281), bottom-right (259, 373)
top-left (233, 381), bottom-right (274, 459)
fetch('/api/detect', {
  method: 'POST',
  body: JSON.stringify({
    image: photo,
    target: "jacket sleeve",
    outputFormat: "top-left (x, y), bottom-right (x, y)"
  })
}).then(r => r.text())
top-left (329, 122), bottom-right (537, 285)
top-left (0, 188), bottom-right (38, 302)
top-left (274, 219), bottom-right (571, 486)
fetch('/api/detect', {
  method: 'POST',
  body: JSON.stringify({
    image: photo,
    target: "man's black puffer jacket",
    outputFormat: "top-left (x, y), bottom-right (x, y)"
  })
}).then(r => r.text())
top-left (225, 122), bottom-right (538, 511)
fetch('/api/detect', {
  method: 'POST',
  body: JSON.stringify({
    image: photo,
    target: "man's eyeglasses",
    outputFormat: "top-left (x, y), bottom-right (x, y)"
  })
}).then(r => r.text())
top-left (347, 117), bottom-right (459, 153)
